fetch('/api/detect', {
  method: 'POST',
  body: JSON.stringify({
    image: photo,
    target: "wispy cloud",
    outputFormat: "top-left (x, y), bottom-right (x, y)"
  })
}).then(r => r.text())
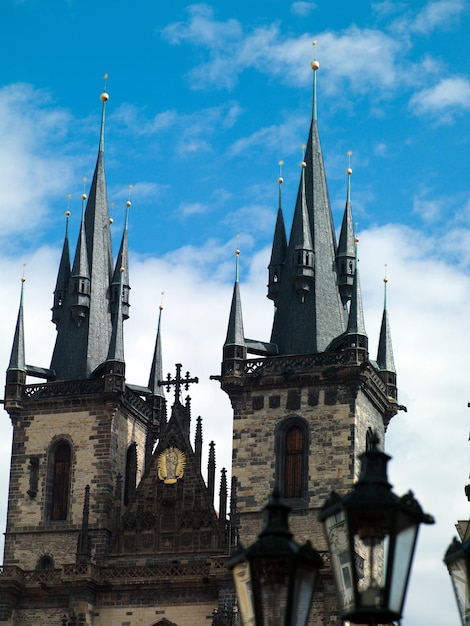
top-left (410, 76), bottom-right (470, 120)
top-left (291, 1), bottom-right (317, 17)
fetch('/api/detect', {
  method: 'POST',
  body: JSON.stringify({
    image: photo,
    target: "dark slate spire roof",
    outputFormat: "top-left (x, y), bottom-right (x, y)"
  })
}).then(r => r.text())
top-left (269, 60), bottom-right (346, 355)
top-left (337, 167), bottom-right (356, 305)
top-left (52, 209), bottom-right (71, 326)
top-left (267, 167), bottom-right (287, 304)
top-left (148, 304), bottom-right (165, 398)
top-left (346, 262), bottom-right (367, 338)
top-left (377, 277), bottom-right (396, 373)
top-left (50, 90), bottom-right (114, 380)
top-left (111, 198), bottom-right (131, 320)
top-left (8, 278), bottom-right (26, 372)
top-left (224, 249), bottom-right (245, 349)
top-left (106, 268), bottom-right (125, 364)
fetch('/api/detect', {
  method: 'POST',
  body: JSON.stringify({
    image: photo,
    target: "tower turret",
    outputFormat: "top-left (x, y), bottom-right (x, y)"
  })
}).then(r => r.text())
top-left (269, 51), bottom-right (346, 355)
top-left (267, 162), bottom-right (287, 305)
top-left (377, 273), bottom-right (397, 401)
top-left (5, 276), bottom-right (27, 407)
top-left (336, 161), bottom-right (356, 305)
top-left (222, 248), bottom-right (247, 375)
top-left (51, 207), bottom-right (71, 326)
top-left (50, 87), bottom-right (113, 380)
top-left (111, 193), bottom-right (131, 320)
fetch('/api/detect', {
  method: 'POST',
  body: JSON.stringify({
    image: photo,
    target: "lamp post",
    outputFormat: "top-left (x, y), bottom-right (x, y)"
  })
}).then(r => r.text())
top-left (318, 432), bottom-right (434, 625)
top-left (227, 488), bottom-right (323, 626)
top-left (444, 535), bottom-right (470, 625)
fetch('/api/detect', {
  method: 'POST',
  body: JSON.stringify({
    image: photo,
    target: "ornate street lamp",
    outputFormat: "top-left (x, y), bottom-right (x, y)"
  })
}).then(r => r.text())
top-left (444, 536), bottom-right (470, 625)
top-left (228, 488), bottom-right (323, 626)
top-left (318, 432), bottom-right (434, 625)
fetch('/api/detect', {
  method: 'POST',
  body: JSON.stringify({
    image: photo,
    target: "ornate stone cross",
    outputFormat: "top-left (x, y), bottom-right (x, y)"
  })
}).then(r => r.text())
top-left (159, 363), bottom-right (198, 402)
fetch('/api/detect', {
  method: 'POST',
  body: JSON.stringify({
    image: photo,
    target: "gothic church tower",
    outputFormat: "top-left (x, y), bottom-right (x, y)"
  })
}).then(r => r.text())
top-left (216, 56), bottom-right (399, 624)
top-left (1, 87), bottom-right (233, 626)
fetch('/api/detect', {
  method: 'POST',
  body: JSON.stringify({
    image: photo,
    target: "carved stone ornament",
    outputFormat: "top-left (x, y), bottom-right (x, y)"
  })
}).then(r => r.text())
top-left (157, 446), bottom-right (186, 484)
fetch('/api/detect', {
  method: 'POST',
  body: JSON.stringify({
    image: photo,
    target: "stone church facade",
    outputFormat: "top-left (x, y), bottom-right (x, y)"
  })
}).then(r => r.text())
top-left (0, 58), bottom-right (399, 625)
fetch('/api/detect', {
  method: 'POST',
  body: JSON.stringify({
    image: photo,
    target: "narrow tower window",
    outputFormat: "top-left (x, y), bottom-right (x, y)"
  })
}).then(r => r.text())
top-left (124, 443), bottom-right (138, 506)
top-left (276, 417), bottom-right (309, 504)
top-left (284, 425), bottom-right (304, 499)
top-left (50, 441), bottom-right (71, 521)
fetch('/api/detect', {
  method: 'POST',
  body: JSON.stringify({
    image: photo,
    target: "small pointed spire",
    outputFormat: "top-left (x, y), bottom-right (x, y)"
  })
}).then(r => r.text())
top-left (112, 191), bottom-right (131, 320)
top-left (377, 269), bottom-right (396, 373)
top-left (69, 188), bottom-right (91, 326)
top-left (76, 485), bottom-right (91, 564)
top-left (52, 204), bottom-right (72, 326)
top-left (224, 247), bottom-right (245, 348)
top-left (195, 415), bottom-right (203, 470)
top-left (346, 242), bottom-right (367, 340)
top-left (267, 162), bottom-right (288, 304)
top-left (207, 441), bottom-right (216, 503)
top-left (219, 468), bottom-right (228, 528)
top-left (107, 266), bottom-right (125, 364)
top-left (148, 295), bottom-right (165, 397)
top-left (337, 155), bottom-right (357, 305)
top-left (289, 155), bottom-right (314, 301)
top-left (8, 274), bottom-right (26, 372)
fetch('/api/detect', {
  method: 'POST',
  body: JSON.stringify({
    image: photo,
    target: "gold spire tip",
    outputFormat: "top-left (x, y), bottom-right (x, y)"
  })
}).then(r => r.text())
top-left (347, 150), bottom-right (353, 175)
top-left (159, 292), bottom-right (165, 311)
top-left (81, 193), bottom-right (87, 201)
top-left (120, 266), bottom-right (125, 273)
top-left (301, 161), bottom-right (307, 169)
top-left (311, 41), bottom-right (319, 70)
top-left (101, 73), bottom-right (109, 101)
top-left (66, 210), bottom-right (71, 217)
top-left (109, 217), bottom-right (113, 224)
top-left (126, 200), bottom-right (132, 207)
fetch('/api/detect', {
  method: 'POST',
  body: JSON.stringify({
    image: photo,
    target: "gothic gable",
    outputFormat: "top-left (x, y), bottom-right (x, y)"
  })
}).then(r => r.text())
top-left (110, 399), bottom-right (227, 559)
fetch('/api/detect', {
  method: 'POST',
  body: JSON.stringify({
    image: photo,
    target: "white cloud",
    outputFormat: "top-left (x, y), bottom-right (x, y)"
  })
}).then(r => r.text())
top-left (410, 0), bottom-right (465, 34)
top-left (291, 1), bottom-right (317, 17)
top-left (0, 84), bottom-right (75, 238)
top-left (410, 76), bottom-right (470, 119)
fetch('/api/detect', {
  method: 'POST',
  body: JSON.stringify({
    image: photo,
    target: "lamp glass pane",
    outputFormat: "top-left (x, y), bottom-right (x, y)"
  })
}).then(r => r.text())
top-left (386, 523), bottom-right (418, 614)
top-left (232, 560), bottom-right (256, 626)
top-left (252, 556), bottom-right (289, 626)
top-left (289, 561), bottom-right (319, 626)
top-left (448, 558), bottom-right (470, 626)
top-left (324, 511), bottom-right (356, 612)
top-left (354, 532), bottom-right (384, 610)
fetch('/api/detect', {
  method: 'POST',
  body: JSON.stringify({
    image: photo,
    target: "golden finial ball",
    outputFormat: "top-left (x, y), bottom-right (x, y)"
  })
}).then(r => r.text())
top-left (82, 193), bottom-right (87, 201)
top-left (126, 200), bottom-right (131, 207)
top-left (384, 277), bottom-right (388, 283)
top-left (311, 60), bottom-right (320, 71)
top-left (109, 217), bottom-right (113, 224)
top-left (120, 266), bottom-right (125, 273)
top-left (347, 167), bottom-right (353, 175)
top-left (21, 276), bottom-right (26, 283)
top-left (100, 92), bottom-right (109, 102)
top-left (278, 176), bottom-right (284, 184)
top-left (236, 248), bottom-right (240, 256)
top-left (354, 237), bottom-right (359, 243)
top-left (301, 161), bottom-right (307, 169)
top-left (159, 304), bottom-right (164, 311)
top-left (65, 210), bottom-right (71, 217)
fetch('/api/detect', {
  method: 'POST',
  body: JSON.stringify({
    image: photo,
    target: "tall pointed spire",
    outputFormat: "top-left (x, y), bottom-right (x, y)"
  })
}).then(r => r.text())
top-left (8, 275), bottom-right (26, 372)
top-left (337, 156), bottom-right (357, 305)
top-left (111, 189), bottom-right (131, 320)
top-left (377, 272), bottom-right (396, 374)
top-left (267, 162), bottom-right (287, 305)
top-left (345, 241), bottom-right (367, 343)
top-left (106, 267), bottom-right (125, 364)
top-left (50, 79), bottom-right (115, 380)
top-left (52, 204), bottom-right (71, 326)
top-left (223, 247), bottom-right (247, 374)
top-left (270, 51), bottom-right (346, 355)
top-left (148, 297), bottom-right (165, 398)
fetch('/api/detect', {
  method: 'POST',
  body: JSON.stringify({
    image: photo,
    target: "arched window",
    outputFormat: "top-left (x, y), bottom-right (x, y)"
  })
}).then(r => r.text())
top-left (37, 555), bottom-right (54, 570)
top-left (124, 443), bottom-right (137, 506)
top-left (276, 417), bottom-right (309, 504)
top-left (50, 441), bottom-right (71, 521)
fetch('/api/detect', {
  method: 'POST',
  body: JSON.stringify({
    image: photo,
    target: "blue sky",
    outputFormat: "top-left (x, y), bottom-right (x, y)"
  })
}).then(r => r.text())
top-left (1, 2), bottom-right (470, 625)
